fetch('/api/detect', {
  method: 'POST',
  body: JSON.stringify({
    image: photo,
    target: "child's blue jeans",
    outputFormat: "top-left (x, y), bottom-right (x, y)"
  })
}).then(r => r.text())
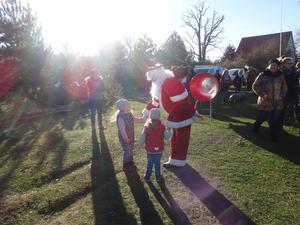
top-left (145, 153), bottom-right (162, 179)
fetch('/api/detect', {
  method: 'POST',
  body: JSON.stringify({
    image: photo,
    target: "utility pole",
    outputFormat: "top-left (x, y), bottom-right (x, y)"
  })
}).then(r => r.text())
top-left (279, 0), bottom-right (283, 57)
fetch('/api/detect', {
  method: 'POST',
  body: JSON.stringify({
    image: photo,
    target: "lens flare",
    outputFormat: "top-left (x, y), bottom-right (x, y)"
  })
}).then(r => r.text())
top-left (0, 58), bottom-right (17, 97)
top-left (63, 70), bottom-right (88, 100)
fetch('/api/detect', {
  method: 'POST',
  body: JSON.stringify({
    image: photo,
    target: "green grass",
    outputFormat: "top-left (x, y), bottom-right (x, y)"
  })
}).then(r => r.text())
top-left (0, 95), bottom-right (299, 225)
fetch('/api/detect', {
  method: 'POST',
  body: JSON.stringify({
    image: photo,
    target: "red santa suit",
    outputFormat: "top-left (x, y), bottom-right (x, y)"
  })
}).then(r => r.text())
top-left (144, 68), bottom-right (195, 167)
top-left (141, 98), bottom-right (160, 120)
top-left (161, 76), bottom-right (195, 166)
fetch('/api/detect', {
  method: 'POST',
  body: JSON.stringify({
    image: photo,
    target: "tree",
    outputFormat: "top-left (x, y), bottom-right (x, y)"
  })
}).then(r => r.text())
top-left (97, 41), bottom-right (128, 100)
top-left (182, 1), bottom-right (224, 63)
top-left (129, 35), bottom-right (157, 96)
top-left (0, 0), bottom-right (44, 57)
top-left (157, 31), bottom-right (193, 67)
top-left (0, 0), bottom-right (48, 99)
top-left (130, 34), bottom-right (157, 68)
top-left (221, 44), bottom-right (236, 62)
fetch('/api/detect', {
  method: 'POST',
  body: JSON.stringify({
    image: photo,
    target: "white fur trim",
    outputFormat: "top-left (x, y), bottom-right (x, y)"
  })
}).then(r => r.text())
top-left (169, 89), bottom-right (188, 102)
top-left (146, 68), bottom-right (173, 81)
top-left (166, 157), bottom-right (186, 166)
top-left (165, 116), bottom-right (195, 128)
top-left (152, 99), bottom-right (159, 107)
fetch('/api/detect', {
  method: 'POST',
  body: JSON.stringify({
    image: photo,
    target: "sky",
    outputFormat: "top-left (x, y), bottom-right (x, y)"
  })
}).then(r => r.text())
top-left (27, 0), bottom-right (300, 61)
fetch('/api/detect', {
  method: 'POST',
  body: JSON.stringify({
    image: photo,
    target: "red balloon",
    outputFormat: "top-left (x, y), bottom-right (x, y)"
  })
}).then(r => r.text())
top-left (189, 73), bottom-right (220, 102)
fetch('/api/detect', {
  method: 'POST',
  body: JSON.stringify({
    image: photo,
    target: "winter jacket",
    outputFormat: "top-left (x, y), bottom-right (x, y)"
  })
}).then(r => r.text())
top-left (282, 68), bottom-right (300, 101)
top-left (140, 120), bottom-right (171, 154)
top-left (252, 69), bottom-right (287, 111)
top-left (116, 112), bottom-right (134, 144)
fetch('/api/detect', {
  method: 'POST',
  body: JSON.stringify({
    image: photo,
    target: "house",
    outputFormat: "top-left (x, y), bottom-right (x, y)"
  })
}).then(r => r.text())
top-left (236, 31), bottom-right (296, 60)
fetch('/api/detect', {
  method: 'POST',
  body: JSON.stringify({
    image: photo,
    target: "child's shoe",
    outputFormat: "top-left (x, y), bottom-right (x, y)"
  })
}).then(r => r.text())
top-left (156, 175), bottom-right (162, 182)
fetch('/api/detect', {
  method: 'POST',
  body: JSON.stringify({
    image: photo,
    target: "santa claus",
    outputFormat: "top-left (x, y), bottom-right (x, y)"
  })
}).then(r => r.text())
top-left (144, 66), bottom-right (196, 167)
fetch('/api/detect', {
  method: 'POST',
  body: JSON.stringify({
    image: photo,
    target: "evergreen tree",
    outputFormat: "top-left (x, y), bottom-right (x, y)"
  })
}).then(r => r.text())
top-left (221, 44), bottom-right (236, 62)
top-left (0, 0), bottom-right (48, 100)
top-left (129, 35), bottom-right (157, 96)
top-left (0, 0), bottom-right (44, 57)
top-left (157, 31), bottom-right (193, 67)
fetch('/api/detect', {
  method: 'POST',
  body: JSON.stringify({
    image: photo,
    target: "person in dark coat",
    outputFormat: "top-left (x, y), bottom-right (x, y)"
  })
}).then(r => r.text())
top-left (279, 57), bottom-right (300, 127)
top-left (252, 59), bottom-right (287, 143)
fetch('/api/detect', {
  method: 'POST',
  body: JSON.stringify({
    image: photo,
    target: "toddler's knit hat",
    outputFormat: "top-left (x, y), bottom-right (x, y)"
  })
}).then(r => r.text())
top-left (115, 99), bottom-right (128, 111)
top-left (150, 108), bottom-right (160, 120)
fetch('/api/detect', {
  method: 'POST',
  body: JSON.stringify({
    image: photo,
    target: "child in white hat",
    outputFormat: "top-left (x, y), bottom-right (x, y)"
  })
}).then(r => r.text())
top-left (140, 108), bottom-right (170, 181)
top-left (115, 99), bottom-right (136, 170)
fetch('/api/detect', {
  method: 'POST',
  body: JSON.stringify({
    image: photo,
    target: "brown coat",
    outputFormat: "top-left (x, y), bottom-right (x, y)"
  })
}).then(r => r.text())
top-left (252, 70), bottom-right (287, 111)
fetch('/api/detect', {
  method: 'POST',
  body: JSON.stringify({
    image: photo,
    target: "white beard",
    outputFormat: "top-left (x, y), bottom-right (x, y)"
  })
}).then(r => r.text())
top-left (150, 79), bottom-right (162, 100)
top-left (147, 68), bottom-right (173, 113)
top-left (150, 77), bottom-right (168, 113)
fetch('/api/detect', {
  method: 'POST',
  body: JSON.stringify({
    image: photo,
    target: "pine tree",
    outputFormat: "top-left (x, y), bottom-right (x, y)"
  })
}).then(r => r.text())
top-left (157, 31), bottom-right (193, 67)
top-left (0, 0), bottom-right (48, 100)
top-left (221, 44), bottom-right (236, 62)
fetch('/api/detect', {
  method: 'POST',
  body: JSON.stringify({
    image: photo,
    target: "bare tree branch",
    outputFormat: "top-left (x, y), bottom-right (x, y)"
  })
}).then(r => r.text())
top-left (182, 1), bottom-right (224, 62)
top-left (183, 35), bottom-right (196, 53)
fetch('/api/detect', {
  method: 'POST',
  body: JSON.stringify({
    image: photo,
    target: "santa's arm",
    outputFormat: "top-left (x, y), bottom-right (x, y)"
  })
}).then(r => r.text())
top-left (134, 98), bottom-right (160, 123)
top-left (163, 78), bottom-right (189, 103)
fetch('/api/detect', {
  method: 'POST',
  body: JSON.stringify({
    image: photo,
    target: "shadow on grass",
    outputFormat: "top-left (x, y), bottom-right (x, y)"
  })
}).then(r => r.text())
top-left (124, 169), bottom-right (165, 225)
top-left (35, 128), bottom-right (67, 168)
top-left (51, 129), bottom-right (68, 173)
top-left (198, 92), bottom-right (257, 123)
top-left (38, 186), bottom-right (92, 215)
top-left (213, 113), bottom-right (251, 125)
top-left (35, 159), bottom-right (91, 187)
top-left (60, 111), bottom-right (88, 130)
top-left (0, 111), bottom-right (76, 200)
top-left (230, 123), bottom-right (300, 166)
top-left (147, 180), bottom-right (192, 225)
top-left (91, 129), bottom-right (137, 225)
top-left (0, 123), bottom-right (46, 199)
top-left (166, 164), bottom-right (256, 225)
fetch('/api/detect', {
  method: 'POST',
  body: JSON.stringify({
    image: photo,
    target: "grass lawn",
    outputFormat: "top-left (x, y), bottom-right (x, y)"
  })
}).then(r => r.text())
top-left (0, 93), bottom-right (299, 225)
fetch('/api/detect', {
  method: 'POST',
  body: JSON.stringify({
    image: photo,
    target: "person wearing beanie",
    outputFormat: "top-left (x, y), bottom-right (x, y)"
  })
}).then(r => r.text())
top-left (268, 58), bottom-right (280, 66)
top-left (279, 57), bottom-right (299, 127)
top-left (115, 99), bottom-right (136, 170)
top-left (140, 108), bottom-right (171, 181)
top-left (252, 59), bottom-right (287, 143)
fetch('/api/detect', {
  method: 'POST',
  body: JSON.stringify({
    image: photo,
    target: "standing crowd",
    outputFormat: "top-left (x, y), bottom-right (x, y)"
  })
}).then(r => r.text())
top-left (86, 56), bottom-right (300, 181)
top-left (218, 56), bottom-right (300, 143)
top-left (252, 57), bottom-right (300, 143)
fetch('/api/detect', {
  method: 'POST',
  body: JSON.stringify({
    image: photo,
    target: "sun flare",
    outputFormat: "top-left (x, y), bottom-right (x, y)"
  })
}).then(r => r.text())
top-left (29, 0), bottom-right (172, 55)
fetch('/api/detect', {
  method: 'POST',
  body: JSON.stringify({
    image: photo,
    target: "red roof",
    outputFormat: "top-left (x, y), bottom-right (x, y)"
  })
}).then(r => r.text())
top-left (236, 31), bottom-right (293, 55)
